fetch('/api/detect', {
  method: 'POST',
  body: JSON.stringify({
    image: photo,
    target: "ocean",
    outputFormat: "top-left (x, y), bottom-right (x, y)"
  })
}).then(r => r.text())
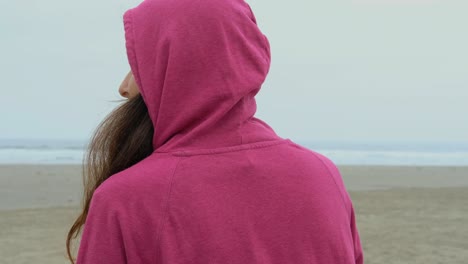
top-left (0, 138), bottom-right (467, 166)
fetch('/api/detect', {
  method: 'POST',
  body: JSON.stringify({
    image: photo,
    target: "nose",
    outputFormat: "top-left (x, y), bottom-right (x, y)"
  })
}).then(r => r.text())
top-left (119, 71), bottom-right (132, 98)
top-left (119, 84), bottom-right (129, 98)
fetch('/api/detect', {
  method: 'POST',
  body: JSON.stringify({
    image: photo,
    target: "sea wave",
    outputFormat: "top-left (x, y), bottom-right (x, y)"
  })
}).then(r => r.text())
top-left (1, 147), bottom-right (467, 166)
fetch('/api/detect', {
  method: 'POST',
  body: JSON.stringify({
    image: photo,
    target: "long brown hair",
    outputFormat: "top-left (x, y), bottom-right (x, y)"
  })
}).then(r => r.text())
top-left (66, 93), bottom-right (154, 263)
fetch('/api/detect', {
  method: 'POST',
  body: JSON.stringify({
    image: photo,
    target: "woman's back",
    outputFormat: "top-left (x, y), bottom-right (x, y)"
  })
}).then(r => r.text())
top-left (77, 136), bottom-right (363, 263)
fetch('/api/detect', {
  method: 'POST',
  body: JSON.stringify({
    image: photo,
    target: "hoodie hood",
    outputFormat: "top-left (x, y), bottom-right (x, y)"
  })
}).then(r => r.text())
top-left (123, 0), bottom-right (281, 153)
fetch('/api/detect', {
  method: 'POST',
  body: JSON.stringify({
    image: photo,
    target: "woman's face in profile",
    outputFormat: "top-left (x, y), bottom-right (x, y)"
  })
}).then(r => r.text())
top-left (119, 70), bottom-right (140, 99)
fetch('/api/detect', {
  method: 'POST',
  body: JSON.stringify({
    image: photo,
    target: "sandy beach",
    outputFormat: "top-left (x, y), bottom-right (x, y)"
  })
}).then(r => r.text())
top-left (1, 164), bottom-right (467, 263)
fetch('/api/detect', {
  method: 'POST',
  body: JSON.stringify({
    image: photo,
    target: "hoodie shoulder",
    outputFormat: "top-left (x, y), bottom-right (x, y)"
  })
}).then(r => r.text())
top-left (95, 153), bottom-right (181, 198)
top-left (285, 141), bottom-right (352, 215)
top-left (78, 153), bottom-right (182, 263)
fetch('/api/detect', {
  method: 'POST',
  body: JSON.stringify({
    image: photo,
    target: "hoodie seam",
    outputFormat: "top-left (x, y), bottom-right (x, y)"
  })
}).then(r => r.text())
top-left (311, 152), bottom-right (351, 222)
top-left (286, 141), bottom-right (351, 221)
top-left (165, 138), bottom-right (291, 157)
top-left (155, 156), bottom-right (183, 261)
top-left (311, 151), bottom-right (358, 257)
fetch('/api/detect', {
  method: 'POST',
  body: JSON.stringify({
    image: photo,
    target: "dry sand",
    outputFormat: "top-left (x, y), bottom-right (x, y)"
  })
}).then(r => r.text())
top-left (0, 164), bottom-right (467, 264)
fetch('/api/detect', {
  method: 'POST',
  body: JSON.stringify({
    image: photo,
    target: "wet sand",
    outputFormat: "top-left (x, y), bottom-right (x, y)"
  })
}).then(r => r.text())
top-left (1, 164), bottom-right (467, 263)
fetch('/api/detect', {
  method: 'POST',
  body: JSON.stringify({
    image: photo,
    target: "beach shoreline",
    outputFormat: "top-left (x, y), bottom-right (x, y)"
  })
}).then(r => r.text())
top-left (1, 164), bottom-right (468, 210)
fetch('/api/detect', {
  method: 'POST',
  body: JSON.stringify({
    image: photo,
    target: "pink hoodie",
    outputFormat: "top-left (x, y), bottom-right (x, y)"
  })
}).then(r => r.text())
top-left (76, 0), bottom-right (364, 263)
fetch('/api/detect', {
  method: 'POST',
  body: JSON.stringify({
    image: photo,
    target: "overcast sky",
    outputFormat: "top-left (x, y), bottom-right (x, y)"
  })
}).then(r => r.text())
top-left (1, 0), bottom-right (467, 143)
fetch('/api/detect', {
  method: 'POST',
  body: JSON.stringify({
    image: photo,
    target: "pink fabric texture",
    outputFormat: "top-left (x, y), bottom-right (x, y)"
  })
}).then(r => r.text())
top-left (76, 0), bottom-right (364, 263)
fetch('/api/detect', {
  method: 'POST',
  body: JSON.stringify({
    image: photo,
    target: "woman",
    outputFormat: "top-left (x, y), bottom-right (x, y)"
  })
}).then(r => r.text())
top-left (67, 0), bottom-right (364, 263)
